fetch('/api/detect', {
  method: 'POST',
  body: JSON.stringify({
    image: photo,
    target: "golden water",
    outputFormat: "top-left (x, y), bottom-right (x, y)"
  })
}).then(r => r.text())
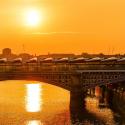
top-left (0, 80), bottom-right (124, 125)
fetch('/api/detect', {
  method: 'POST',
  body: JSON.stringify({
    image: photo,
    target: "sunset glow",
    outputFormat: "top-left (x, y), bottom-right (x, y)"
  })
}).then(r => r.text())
top-left (1, 0), bottom-right (125, 123)
top-left (0, 0), bottom-right (125, 54)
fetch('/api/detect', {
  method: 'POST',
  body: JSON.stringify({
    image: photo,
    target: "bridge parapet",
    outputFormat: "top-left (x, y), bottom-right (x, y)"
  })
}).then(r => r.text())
top-left (1, 63), bottom-right (125, 73)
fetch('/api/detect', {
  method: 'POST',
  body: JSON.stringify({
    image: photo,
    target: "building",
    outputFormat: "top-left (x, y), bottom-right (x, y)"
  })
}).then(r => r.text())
top-left (0, 48), bottom-right (17, 60)
top-left (2, 48), bottom-right (11, 56)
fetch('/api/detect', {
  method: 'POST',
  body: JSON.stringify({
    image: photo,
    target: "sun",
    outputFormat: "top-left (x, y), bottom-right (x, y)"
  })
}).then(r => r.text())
top-left (25, 9), bottom-right (41, 27)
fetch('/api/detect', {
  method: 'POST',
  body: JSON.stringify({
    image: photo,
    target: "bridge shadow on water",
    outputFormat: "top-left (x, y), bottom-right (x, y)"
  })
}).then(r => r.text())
top-left (107, 89), bottom-right (125, 125)
top-left (70, 91), bottom-right (105, 125)
top-left (70, 105), bottom-right (105, 125)
top-left (70, 89), bottom-right (125, 125)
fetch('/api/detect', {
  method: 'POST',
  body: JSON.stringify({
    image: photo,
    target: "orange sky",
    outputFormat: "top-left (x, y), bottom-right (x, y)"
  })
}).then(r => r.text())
top-left (0, 0), bottom-right (125, 55)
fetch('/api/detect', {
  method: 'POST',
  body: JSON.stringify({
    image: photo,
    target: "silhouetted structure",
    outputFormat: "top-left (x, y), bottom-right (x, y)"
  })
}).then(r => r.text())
top-left (0, 48), bottom-right (17, 60)
top-left (0, 48), bottom-right (125, 62)
top-left (18, 53), bottom-right (33, 61)
top-left (2, 48), bottom-right (11, 56)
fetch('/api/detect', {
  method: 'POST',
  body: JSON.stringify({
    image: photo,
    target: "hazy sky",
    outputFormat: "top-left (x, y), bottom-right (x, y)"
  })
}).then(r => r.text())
top-left (0, 0), bottom-right (125, 55)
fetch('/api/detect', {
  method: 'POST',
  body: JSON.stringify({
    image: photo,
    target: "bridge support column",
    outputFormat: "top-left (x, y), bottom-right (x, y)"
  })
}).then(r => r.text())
top-left (70, 88), bottom-right (87, 123)
top-left (98, 85), bottom-right (114, 108)
top-left (98, 85), bottom-right (106, 107)
top-left (105, 87), bottom-right (114, 108)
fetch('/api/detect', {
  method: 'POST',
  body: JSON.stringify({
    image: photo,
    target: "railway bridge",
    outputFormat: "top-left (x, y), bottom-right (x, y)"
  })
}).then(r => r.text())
top-left (0, 57), bottom-right (125, 115)
top-left (0, 62), bottom-right (125, 91)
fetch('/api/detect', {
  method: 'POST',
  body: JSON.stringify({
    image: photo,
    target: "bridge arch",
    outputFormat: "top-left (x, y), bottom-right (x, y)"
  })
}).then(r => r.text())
top-left (0, 76), bottom-right (72, 91)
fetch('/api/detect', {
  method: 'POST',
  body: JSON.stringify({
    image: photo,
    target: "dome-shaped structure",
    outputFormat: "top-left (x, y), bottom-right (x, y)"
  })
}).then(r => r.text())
top-left (70, 57), bottom-right (88, 63)
top-left (102, 57), bottom-right (118, 61)
top-left (87, 57), bottom-right (103, 62)
top-left (117, 58), bottom-right (125, 62)
top-left (40, 57), bottom-right (53, 63)
top-left (0, 58), bottom-right (7, 63)
top-left (12, 58), bottom-right (22, 63)
top-left (57, 57), bottom-right (69, 63)
top-left (27, 57), bottom-right (37, 63)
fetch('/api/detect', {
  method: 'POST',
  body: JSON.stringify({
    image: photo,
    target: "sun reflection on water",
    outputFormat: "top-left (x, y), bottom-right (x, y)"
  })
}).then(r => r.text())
top-left (26, 120), bottom-right (43, 125)
top-left (25, 84), bottom-right (42, 112)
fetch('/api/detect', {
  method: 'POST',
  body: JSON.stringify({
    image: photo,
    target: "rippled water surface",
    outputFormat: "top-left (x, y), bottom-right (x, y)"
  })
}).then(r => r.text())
top-left (0, 80), bottom-right (124, 125)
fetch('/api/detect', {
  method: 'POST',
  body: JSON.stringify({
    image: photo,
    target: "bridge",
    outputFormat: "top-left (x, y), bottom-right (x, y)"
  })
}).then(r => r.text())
top-left (0, 58), bottom-right (125, 91)
top-left (0, 57), bottom-right (125, 120)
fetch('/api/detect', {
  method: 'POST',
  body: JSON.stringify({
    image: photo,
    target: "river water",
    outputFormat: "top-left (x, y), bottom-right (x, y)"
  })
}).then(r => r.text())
top-left (0, 80), bottom-right (124, 125)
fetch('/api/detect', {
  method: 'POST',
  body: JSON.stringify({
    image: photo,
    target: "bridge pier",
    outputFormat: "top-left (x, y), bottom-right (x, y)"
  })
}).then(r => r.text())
top-left (105, 87), bottom-right (114, 108)
top-left (98, 85), bottom-right (106, 107)
top-left (97, 84), bottom-right (116, 108)
top-left (70, 88), bottom-right (87, 123)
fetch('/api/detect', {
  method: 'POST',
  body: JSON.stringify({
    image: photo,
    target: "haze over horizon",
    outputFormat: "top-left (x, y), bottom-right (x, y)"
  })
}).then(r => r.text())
top-left (1, 0), bottom-right (125, 55)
